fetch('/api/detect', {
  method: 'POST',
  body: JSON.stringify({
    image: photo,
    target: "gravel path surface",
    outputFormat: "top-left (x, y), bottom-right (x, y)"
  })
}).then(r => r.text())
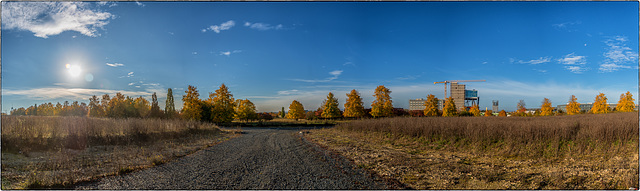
top-left (76, 127), bottom-right (391, 189)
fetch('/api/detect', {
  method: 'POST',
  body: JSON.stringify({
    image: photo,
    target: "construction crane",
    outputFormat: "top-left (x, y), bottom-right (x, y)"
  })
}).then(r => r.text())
top-left (433, 80), bottom-right (486, 98)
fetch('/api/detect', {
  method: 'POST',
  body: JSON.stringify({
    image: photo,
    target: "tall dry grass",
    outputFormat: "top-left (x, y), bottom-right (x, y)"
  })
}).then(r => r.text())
top-left (2, 116), bottom-right (221, 152)
top-left (336, 112), bottom-right (638, 158)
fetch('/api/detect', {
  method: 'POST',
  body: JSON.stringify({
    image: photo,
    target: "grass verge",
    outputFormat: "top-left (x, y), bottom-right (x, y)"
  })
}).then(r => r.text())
top-left (305, 112), bottom-right (639, 189)
top-left (1, 116), bottom-right (239, 189)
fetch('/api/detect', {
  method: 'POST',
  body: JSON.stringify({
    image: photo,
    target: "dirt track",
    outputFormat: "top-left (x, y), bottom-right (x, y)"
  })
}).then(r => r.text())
top-left (76, 127), bottom-right (393, 189)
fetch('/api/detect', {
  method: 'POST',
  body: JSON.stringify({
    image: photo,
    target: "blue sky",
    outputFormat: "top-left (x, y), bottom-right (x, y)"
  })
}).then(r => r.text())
top-left (2, 2), bottom-right (638, 113)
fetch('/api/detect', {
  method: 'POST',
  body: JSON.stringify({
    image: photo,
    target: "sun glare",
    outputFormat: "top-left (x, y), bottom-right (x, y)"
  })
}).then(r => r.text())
top-left (66, 64), bottom-right (82, 77)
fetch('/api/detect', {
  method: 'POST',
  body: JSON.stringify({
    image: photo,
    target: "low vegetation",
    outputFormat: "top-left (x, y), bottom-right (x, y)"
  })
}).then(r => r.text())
top-left (1, 116), bottom-right (236, 189)
top-left (306, 112), bottom-right (638, 189)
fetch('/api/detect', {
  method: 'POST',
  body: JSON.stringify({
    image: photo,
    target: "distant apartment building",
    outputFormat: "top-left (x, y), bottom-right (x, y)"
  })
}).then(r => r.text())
top-left (409, 98), bottom-right (426, 110)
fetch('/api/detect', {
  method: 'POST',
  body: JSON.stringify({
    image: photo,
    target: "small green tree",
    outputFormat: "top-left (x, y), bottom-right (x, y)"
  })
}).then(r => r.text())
top-left (286, 100), bottom-right (305, 121)
top-left (321, 92), bottom-right (341, 119)
top-left (442, 97), bottom-right (457, 117)
top-left (423, 94), bottom-right (439, 117)
top-left (165, 88), bottom-right (177, 119)
top-left (279, 107), bottom-right (286, 118)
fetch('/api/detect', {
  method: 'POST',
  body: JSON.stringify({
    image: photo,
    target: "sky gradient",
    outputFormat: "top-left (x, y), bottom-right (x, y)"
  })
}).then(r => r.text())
top-left (2, 1), bottom-right (638, 113)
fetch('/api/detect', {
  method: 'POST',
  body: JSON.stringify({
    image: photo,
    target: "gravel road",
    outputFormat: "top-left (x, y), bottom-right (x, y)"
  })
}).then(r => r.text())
top-left (76, 127), bottom-right (393, 189)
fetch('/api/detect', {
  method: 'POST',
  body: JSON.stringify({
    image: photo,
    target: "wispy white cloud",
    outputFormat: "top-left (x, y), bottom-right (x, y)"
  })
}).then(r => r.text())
top-left (244, 22), bottom-right (283, 31)
top-left (292, 70), bottom-right (343, 83)
top-left (599, 36), bottom-right (638, 72)
top-left (202, 20), bottom-right (235, 33)
top-left (192, 52), bottom-right (198, 55)
top-left (557, 53), bottom-right (587, 73)
top-left (513, 57), bottom-right (552, 65)
top-left (552, 21), bottom-right (581, 32)
top-left (3, 87), bottom-right (154, 102)
top-left (219, 50), bottom-right (242, 56)
top-left (135, 1), bottom-right (145, 7)
top-left (127, 72), bottom-right (134, 77)
top-left (106, 62), bottom-right (124, 67)
top-left (128, 83), bottom-right (135, 86)
top-left (2, 2), bottom-right (114, 38)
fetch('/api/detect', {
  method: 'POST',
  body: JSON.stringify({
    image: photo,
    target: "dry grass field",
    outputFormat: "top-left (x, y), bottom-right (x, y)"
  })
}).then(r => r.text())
top-left (1, 116), bottom-right (239, 189)
top-left (305, 112), bottom-right (639, 189)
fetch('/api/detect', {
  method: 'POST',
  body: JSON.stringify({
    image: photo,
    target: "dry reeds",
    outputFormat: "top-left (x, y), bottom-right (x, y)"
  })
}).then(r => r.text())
top-left (1, 116), bottom-right (221, 152)
top-left (336, 112), bottom-right (639, 158)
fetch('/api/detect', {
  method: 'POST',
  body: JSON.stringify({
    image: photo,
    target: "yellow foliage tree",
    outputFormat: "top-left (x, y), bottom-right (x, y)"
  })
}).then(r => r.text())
top-left (234, 99), bottom-right (257, 122)
top-left (616, 91), bottom-right (635, 112)
top-left (286, 100), bottom-right (305, 120)
top-left (469, 104), bottom-right (480, 116)
top-left (590, 93), bottom-right (610, 114)
top-left (442, 97), bottom-right (457, 117)
top-left (133, 96), bottom-right (151, 117)
top-left (423, 94), bottom-right (439, 117)
top-left (566, 95), bottom-right (581, 115)
top-left (208, 83), bottom-right (235, 123)
top-left (484, 109), bottom-right (492, 116)
top-left (321, 92), bottom-right (341, 119)
top-left (498, 110), bottom-right (507, 117)
top-left (371, 85), bottom-right (393, 118)
top-left (182, 85), bottom-right (202, 121)
top-left (343, 89), bottom-right (365, 118)
top-left (540, 98), bottom-right (553, 116)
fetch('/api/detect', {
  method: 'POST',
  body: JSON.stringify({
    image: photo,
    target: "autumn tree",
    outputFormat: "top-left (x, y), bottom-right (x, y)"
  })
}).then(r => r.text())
top-left (133, 96), bottom-right (150, 117)
top-left (286, 100), bottom-right (305, 121)
top-left (590, 93), bottom-right (610, 114)
top-left (207, 84), bottom-right (235, 123)
top-left (165, 88), bottom-right (177, 119)
top-left (469, 104), bottom-right (480, 116)
top-left (321, 92), bottom-right (341, 119)
top-left (234, 99), bottom-right (257, 122)
top-left (515, 100), bottom-right (527, 116)
top-left (498, 110), bottom-right (507, 117)
top-left (149, 92), bottom-right (163, 118)
top-left (566, 95), bottom-right (581, 115)
top-left (616, 91), bottom-right (635, 112)
top-left (88, 95), bottom-right (104, 117)
top-left (484, 110), bottom-right (493, 117)
top-left (442, 97), bottom-right (457, 117)
top-left (182, 85), bottom-right (202, 121)
top-left (371, 85), bottom-right (393, 118)
top-left (343, 89), bottom-right (365, 118)
top-left (540, 98), bottom-right (553, 116)
top-left (423, 94), bottom-right (439, 117)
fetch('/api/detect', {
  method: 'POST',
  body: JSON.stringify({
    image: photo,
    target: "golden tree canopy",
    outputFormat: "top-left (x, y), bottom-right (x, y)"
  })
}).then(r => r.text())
top-left (498, 110), bottom-right (507, 117)
top-left (590, 93), bottom-right (609, 114)
top-left (286, 100), bottom-right (305, 120)
top-left (234, 99), bottom-right (257, 121)
top-left (343, 89), bottom-right (365, 118)
top-left (371, 85), bottom-right (393, 118)
top-left (566, 95), bottom-right (581, 115)
top-left (182, 85), bottom-right (202, 121)
top-left (442, 97), bottom-right (457, 117)
top-left (321, 92), bottom-right (341, 119)
top-left (540, 98), bottom-right (553, 116)
top-left (423, 94), bottom-right (439, 117)
top-left (469, 104), bottom-right (480, 116)
top-left (208, 83), bottom-right (235, 123)
top-left (484, 110), bottom-right (492, 117)
top-left (616, 91), bottom-right (636, 112)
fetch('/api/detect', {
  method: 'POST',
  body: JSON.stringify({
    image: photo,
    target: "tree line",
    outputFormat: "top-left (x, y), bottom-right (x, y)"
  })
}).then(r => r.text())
top-left (8, 83), bottom-right (636, 120)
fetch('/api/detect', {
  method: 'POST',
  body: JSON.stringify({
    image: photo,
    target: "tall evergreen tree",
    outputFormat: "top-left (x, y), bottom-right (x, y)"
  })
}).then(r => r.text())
top-left (165, 88), bottom-right (176, 118)
top-left (149, 92), bottom-right (163, 118)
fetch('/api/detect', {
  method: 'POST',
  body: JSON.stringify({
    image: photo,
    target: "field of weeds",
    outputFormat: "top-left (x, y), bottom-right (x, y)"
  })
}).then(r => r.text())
top-left (305, 112), bottom-right (639, 189)
top-left (1, 116), bottom-right (238, 189)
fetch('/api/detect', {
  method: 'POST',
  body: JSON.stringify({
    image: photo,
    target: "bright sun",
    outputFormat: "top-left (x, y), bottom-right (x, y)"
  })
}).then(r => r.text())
top-left (66, 64), bottom-right (82, 77)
